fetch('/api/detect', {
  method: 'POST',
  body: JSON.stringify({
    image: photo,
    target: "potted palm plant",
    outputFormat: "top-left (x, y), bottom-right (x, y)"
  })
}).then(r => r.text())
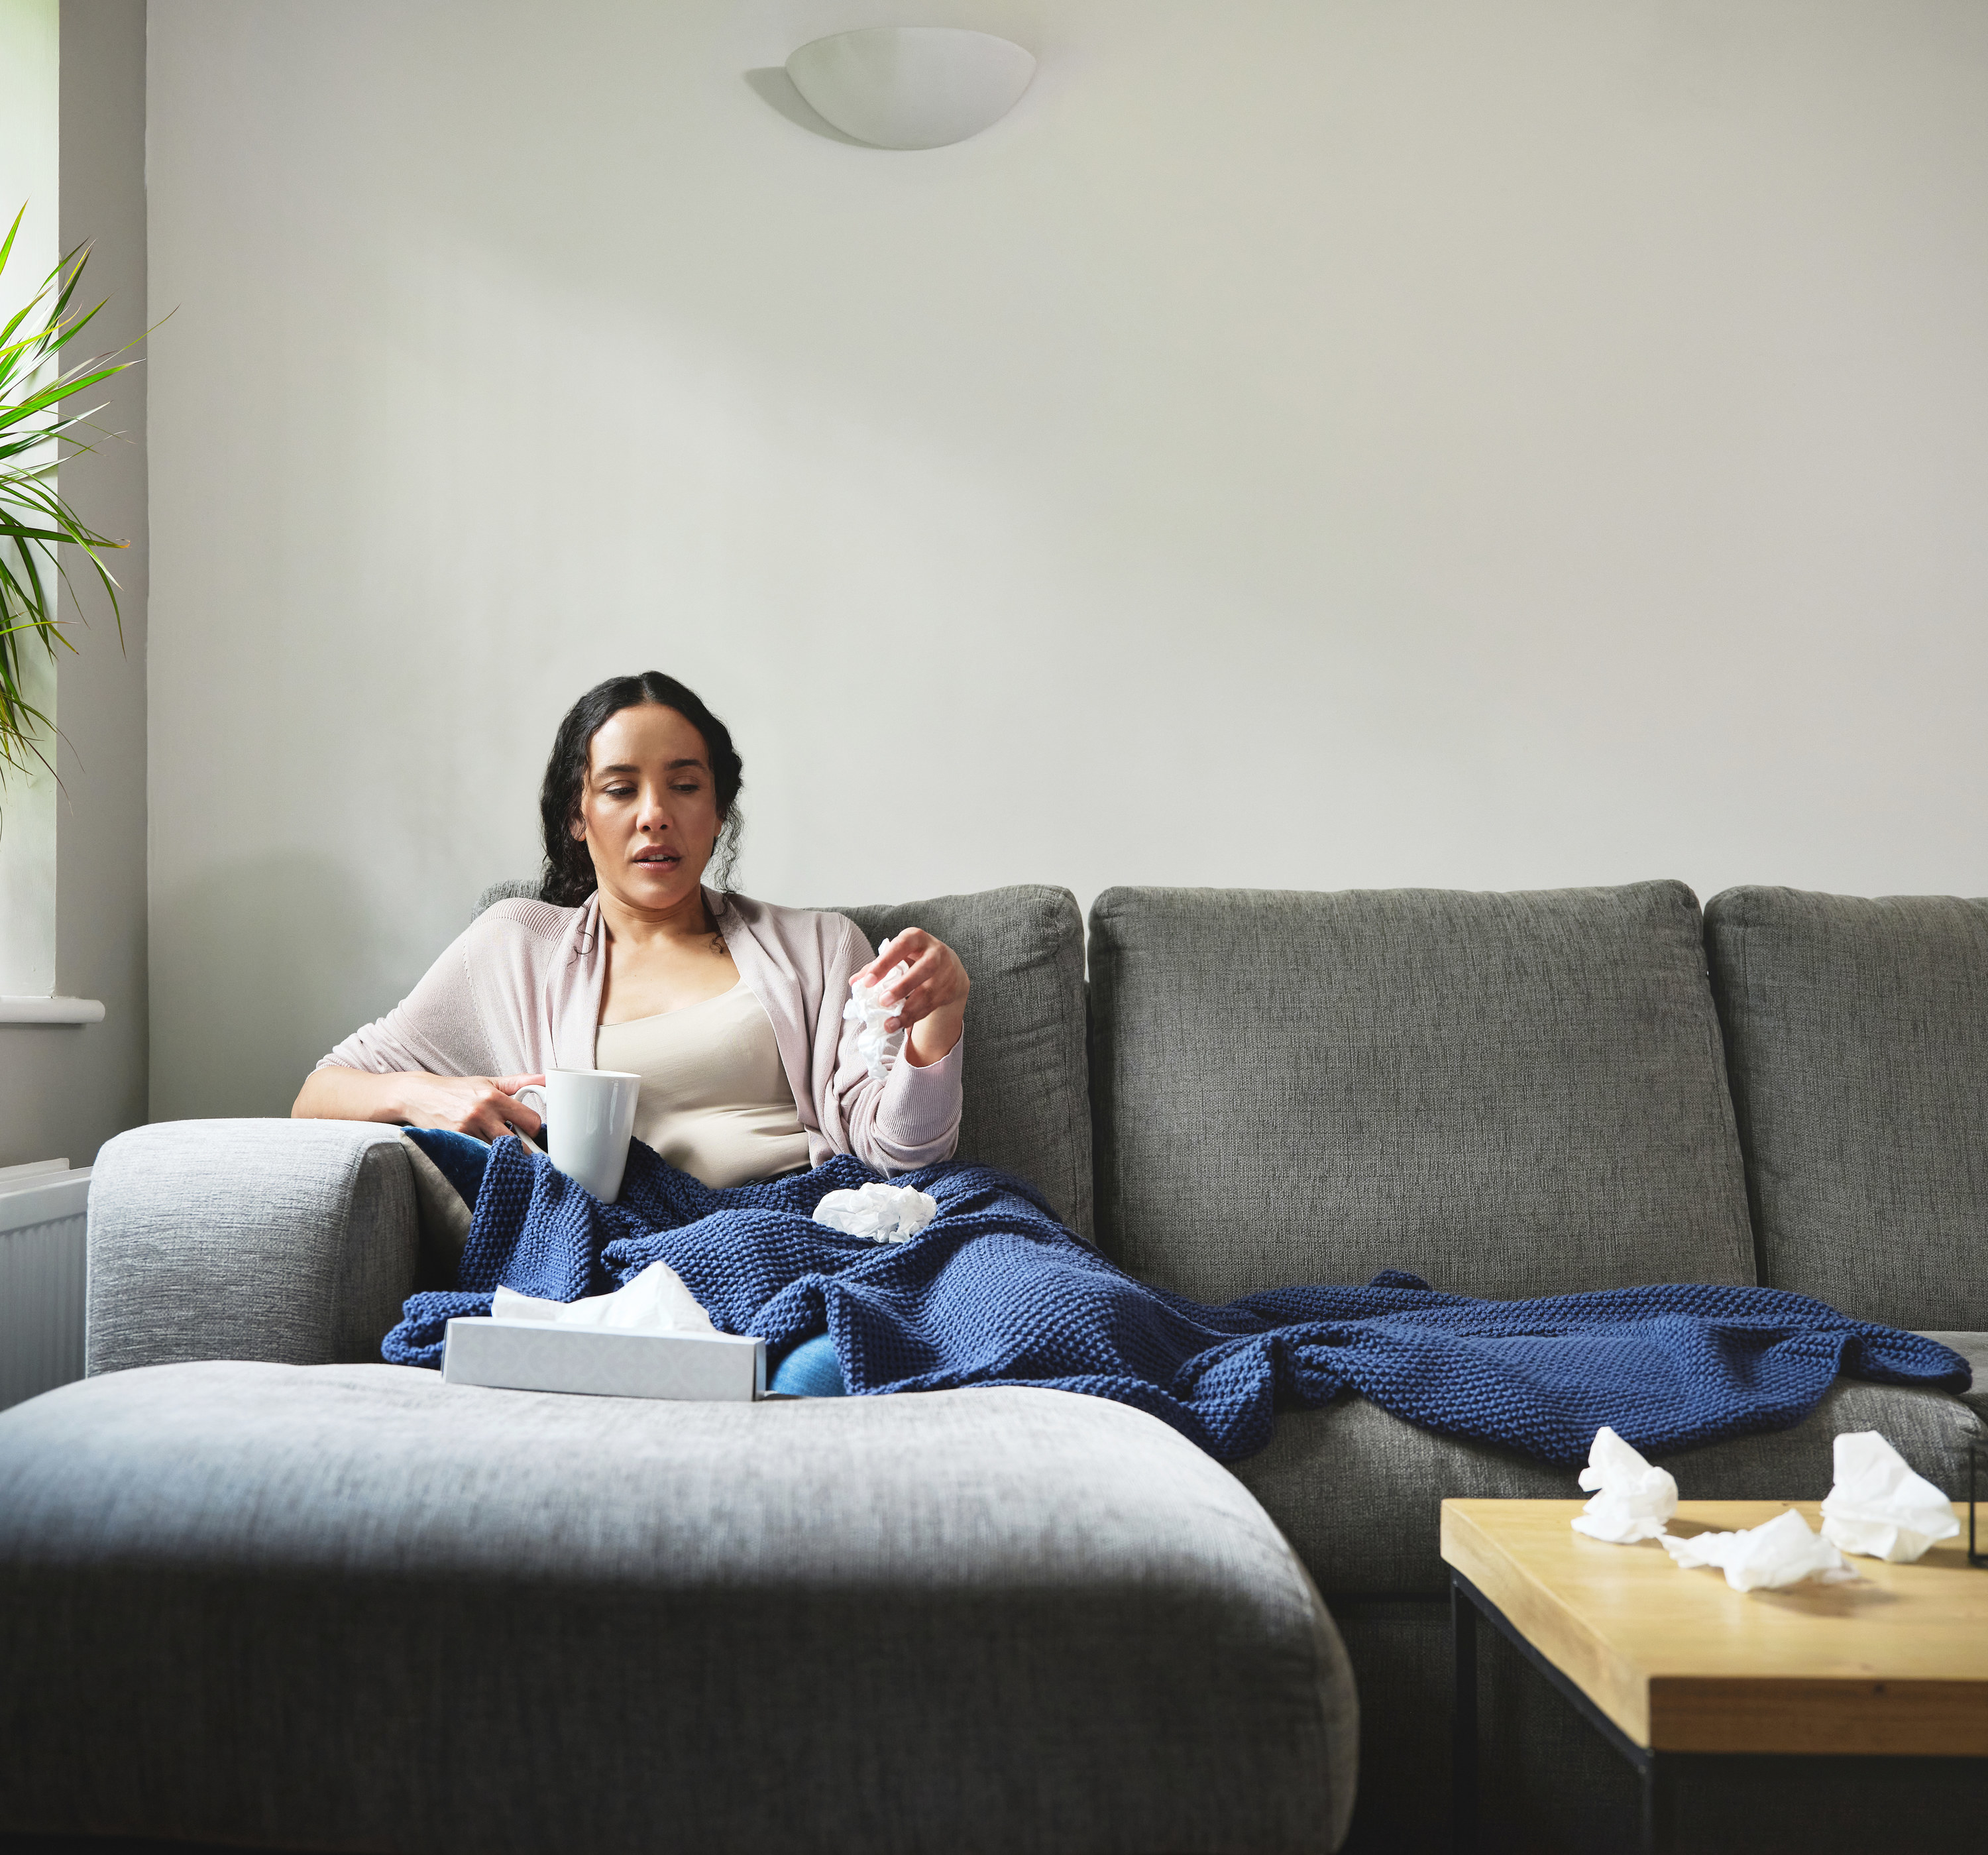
top-left (0, 203), bottom-right (141, 799)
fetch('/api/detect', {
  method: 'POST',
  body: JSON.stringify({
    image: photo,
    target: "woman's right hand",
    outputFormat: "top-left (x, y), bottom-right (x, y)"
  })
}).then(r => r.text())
top-left (292, 1066), bottom-right (544, 1139)
top-left (396, 1073), bottom-right (546, 1141)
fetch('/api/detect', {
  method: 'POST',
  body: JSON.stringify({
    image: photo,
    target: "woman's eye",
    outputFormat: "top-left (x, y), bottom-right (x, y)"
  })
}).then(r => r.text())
top-left (671, 783), bottom-right (699, 793)
top-left (605, 785), bottom-right (635, 799)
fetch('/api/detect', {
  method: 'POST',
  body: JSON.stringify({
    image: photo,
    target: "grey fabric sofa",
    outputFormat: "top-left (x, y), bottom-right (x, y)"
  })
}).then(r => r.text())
top-left (1091, 879), bottom-right (1985, 1848)
top-left (2, 878), bottom-right (1981, 1855)
top-left (3, 885), bottom-right (1356, 1855)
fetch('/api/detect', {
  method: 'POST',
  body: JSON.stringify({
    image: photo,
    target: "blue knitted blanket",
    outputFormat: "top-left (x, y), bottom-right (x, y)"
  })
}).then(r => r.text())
top-left (383, 1139), bottom-right (1969, 1466)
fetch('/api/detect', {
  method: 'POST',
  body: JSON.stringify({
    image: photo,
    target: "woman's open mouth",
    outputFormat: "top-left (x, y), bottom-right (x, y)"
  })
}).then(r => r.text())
top-left (633, 851), bottom-right (680, 870)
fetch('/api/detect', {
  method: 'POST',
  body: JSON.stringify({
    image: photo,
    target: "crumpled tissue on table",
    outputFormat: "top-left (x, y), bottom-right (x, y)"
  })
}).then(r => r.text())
top-left (845, 936), bottom-right (909, 1083)
top-left (492, 1259), bottom-right (716, 1333)
top-left (1571, 1425), bottom-right (1679, 1542)
top-left (814, 1181), bottom-right (940, 1243)
top-left (1819, 1430), bottom-right (1961, 1563)
top-left (1659, 1508), bottom-right (1859, 1592)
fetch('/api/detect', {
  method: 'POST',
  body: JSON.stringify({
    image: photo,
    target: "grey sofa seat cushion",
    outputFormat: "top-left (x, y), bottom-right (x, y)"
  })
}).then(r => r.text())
top-left (477, 881), bottom-right (1092, 1235)
top-left (1918, 1332), bottom-right (1988, 1422)
top-left (1089, 881), bottom-right (1755, 1303)
top-left (1235, 1382), bottom-right (1980, 1600)
top-left (0, 1363), bottom-right (1354, 1855)
top-left (87, 1119), bottom-right (416, 1375)
top-left (834, 887), bottom-right (1091, 1236)
top-left (1706, 887), bottom-right (1988, 1331)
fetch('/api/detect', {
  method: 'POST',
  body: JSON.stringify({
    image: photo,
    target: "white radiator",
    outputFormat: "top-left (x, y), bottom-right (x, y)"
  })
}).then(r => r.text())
top-left (0, 1160), bottom-right (91, 1412)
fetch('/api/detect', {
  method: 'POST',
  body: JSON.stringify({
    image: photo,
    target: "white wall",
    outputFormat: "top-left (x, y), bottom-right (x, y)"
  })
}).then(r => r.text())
top-left (148, 0), bottom-right (1988, 1122)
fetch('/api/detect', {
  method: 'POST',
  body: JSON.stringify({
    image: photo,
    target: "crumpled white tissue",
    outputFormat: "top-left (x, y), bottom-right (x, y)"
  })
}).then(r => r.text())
top-left (1659, 1508), bottom-right (1859, 1591)
top-left (844, 934), bottom-right (909, 1082)
top-left (1819, 1430), bottom-right (1960, 1563)
top-left (1571, 1426), bottom-right (1679, 1543)
top-left (491, 1259), bottom-right (716, 1333)
top-left (814, 1181), bottom-right (939, 1243)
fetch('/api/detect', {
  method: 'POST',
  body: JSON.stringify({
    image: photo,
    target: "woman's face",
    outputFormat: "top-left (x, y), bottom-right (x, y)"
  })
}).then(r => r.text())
top-left (573, 702), bottom-right (722, 915)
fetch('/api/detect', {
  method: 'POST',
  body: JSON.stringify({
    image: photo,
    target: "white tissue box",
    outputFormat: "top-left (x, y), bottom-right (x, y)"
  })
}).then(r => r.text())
top-left (441, 1318), bottom-right (766, 1402)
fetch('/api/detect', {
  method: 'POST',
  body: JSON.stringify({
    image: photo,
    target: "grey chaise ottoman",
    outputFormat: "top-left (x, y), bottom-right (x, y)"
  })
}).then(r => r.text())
top-left (0, 1365), bottom-right (1356, 1854)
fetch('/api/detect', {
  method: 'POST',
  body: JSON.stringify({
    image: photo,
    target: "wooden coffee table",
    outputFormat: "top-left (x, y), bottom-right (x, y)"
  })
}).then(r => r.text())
top-left (1441, 1498), bottom-right (1987, 1854)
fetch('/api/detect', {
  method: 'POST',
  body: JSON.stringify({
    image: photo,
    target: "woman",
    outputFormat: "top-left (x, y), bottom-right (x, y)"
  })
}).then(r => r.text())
top-left (296, 669), bottom-right (969, 1192)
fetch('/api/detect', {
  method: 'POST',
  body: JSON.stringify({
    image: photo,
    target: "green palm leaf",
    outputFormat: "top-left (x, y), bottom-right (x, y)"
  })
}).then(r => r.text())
top-left (0, 203), bottom-right (146, 789)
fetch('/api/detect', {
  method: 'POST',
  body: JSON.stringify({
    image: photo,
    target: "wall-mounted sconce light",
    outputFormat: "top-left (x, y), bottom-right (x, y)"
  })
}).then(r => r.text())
top-left (785, 27), bottom-right (1035, 150)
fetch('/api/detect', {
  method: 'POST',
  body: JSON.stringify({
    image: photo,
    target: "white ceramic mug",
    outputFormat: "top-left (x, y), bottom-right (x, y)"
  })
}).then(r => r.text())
top-left (514, 1070), bottom-right (641, 1204)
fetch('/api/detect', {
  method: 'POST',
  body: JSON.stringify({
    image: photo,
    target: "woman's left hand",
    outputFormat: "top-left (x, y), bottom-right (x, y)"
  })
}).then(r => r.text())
top-left (861, 928), bottom-right (969, 1068)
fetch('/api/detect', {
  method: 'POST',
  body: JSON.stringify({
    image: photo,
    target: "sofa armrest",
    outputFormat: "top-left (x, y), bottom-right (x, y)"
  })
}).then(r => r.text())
top-left (86, 1119), bottom-right (418, 1374)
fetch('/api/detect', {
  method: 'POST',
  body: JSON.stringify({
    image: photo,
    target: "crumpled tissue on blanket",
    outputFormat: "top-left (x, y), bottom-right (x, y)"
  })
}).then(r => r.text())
top-left (1659, 1508), bottom-right (1859, 1591)
top-left (1820, 1430), bottom-right (1961, 1563)
top-left (492, 1258), bottom-right (715, 1333)
top-left (814, 1180), bottom-right (940, 1243)
top-left (844, 936), bottom-right (909, 1082)
top-left (1570, 1425), bottom-right (1678, 1542)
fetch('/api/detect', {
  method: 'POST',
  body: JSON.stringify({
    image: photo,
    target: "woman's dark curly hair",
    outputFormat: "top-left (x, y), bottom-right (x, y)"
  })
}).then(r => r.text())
top-left (537, 672), bottom-right (744, 907)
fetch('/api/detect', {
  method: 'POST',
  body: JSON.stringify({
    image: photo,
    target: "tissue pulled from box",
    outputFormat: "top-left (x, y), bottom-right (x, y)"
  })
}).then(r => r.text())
top-left (1571, 1425), bottom-right (1679, 1543)
top-left (1659, 1508), bottom-right (1859, 1591)
top-left (491, 1259), bottom-right (716, 1333)
top-left (1820, 1430), bottom-right (1960, 1563)
top-left (814, 1180), bottom-right (939, 1243)
top-left (845, 937), bottom-right (909, 1082)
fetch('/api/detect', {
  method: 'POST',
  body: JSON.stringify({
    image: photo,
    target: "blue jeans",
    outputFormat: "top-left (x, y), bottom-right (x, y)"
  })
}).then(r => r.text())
top-left (769, 1333), bottom-right (846, 1398)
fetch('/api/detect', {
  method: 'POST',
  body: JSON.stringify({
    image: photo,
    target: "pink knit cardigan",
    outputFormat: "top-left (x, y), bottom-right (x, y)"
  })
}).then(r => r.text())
top-left (317, 889), bottom-right (963, 1176)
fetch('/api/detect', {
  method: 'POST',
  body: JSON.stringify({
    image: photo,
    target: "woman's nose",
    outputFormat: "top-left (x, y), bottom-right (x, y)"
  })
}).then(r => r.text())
top-left (635, 789), bottom-right (669, 832)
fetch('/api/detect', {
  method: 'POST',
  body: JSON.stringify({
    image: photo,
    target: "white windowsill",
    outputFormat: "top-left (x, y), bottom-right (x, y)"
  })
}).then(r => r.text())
top-left (0, 997), bottom-right (105, 1025)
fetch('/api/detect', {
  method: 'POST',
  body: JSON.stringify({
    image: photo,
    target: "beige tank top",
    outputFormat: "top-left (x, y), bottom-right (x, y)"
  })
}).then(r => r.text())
top-left (593, 980), bottom-right (812, 1189)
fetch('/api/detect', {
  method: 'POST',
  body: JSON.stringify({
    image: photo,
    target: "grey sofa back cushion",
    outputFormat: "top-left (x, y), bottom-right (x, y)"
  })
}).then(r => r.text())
top-left (834, 887), bottom-right (1091, 1237)
top-left (475, 877), bottom-right (539, 915)
top-left (1706, 886), bottom-right (1988, 1331)
top-left (1088, 881), bottom-right (1755, 1303)
top-left (478, 880), bottom-right (1091, 1235)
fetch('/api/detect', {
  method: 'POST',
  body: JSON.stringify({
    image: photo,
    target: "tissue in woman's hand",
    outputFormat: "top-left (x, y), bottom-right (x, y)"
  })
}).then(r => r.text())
top-left (1820, 1430), bottom-right (1961, 1563)
top-left (846, 935), bottom-right (909, 1082)
top-left (1571, 1426), bottom-right (1678, 1542)
top-left (814, 1181), bottom-right (939, 1243)
top-left (1660, 1508), bottom-right (1859, 1591)
top-left (491, 1259), bottom-right (716, 1333)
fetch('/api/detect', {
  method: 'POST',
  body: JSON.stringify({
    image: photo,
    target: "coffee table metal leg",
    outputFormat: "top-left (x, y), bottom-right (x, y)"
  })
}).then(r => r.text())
top-left (1452, 1575), bottom-right (1478, 1854)
top-left (1451, 1567), bottom-right (1675, 1851)
top-left (1639, 1754), bottom-right (1671, 1855)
